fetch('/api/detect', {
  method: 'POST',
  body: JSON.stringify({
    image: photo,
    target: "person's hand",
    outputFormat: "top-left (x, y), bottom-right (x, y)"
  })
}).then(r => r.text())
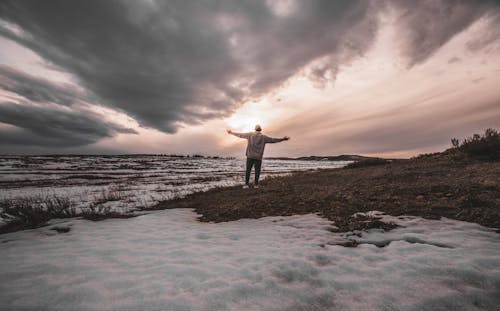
top-left (227, 129), bottom-right (232, 134)
top-left (283, 136), bottom-right (290, 140)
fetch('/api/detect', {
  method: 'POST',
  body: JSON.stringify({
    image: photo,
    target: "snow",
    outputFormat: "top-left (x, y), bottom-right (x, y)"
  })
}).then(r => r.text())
top-left (0, 210), bottom-right (498, 311)
top-left (1, 156), bottom-right (498, 309)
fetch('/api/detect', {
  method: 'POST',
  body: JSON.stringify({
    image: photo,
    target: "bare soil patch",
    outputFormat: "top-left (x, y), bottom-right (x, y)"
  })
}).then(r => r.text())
top-left (154, 152), bottom-right (500, 232)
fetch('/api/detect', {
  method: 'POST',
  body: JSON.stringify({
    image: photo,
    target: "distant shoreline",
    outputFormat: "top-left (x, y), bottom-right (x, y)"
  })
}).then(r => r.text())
top-left (0, 154), bottom-right (394, 161)
top-left (0, 154), bottom-right (235, 159)
top-left (265, 155), bottom-right (402, 162)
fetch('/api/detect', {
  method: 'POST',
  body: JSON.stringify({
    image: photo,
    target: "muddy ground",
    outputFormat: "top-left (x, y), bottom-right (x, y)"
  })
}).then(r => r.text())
top-left (154, 152), bottom-right (500, 233)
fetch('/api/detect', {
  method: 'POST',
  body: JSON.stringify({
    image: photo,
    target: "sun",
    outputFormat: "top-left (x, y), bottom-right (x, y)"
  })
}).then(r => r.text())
top-left (225, 113), bottom-right (264, 132)
top-left (224, 98), bottom-right (273, 132)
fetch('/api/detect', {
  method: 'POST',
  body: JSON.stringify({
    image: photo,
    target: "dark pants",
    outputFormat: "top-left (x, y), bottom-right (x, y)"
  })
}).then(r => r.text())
top-left (245, 158), bottom-right (262, 185)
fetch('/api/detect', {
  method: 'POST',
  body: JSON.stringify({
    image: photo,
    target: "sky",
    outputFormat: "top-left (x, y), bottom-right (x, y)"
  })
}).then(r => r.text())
top-left (0, 0), bottom-right (499, 158)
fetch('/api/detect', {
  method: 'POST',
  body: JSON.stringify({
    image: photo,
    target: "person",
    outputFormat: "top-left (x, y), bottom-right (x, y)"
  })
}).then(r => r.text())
top-left (227, 124), bottom-right (290, 188)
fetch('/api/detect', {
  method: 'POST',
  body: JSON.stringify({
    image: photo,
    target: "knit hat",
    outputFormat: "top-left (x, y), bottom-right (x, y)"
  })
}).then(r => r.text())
top-left (255, 124), bottom-right (262, 131)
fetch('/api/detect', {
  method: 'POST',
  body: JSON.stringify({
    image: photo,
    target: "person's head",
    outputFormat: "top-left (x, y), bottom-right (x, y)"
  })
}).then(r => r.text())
top-left (255, 124), bottom-right (262, 132)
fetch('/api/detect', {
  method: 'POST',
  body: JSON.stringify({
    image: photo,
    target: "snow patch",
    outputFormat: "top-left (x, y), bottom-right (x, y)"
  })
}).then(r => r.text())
top-left (0, 210), bottom-right (498, 310)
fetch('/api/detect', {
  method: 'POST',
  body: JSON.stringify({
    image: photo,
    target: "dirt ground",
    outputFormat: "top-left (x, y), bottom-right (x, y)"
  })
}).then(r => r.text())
top-left (154, 152), bottom-right (500, 233)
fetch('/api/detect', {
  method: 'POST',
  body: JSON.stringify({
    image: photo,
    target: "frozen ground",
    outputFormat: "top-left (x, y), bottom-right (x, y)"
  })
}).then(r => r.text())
top-left (0, 210), bottom-right (499, 311)
top-left (0, 155), bottom-right (348, 219)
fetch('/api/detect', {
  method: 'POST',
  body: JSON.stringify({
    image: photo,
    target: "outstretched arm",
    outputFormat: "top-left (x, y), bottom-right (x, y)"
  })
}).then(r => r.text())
top-left (264, 135), bottom-right (290, 143)
top-left (227, 129), bottom-right (251, 139)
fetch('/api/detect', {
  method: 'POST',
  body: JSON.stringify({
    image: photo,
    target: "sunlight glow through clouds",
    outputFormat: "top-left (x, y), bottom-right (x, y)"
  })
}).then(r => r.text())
top-left (265, 0), bottom-right (298, 17)
top-left (225, 98), bottom-right (275, 132)
top-left (188, 9), bottom-right (500, 158)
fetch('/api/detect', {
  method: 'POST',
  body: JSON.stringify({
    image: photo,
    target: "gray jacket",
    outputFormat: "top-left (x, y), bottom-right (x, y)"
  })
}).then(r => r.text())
top-left (231, 131), bottom-right (286, 160)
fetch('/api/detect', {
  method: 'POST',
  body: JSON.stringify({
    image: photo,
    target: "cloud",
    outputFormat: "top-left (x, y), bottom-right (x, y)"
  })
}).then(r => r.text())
top-left (0, 0), bottom-right (499, 153)
top-left (389, 0), bottom-right (498, 67)
top-left (466, 10), bottom-right (500, 52)
top-left (279, 95), bottom-right (500, 156)
top-left (339, 100), bottom-right (500, 155)
top-left (0, 65), bottom-right (88, 106)
top-left (0, 66), bottom-right (138, 149)
top-left (0, 0), bottom-right (378, 134)
top-left (0, 101), bottom-right (137, 147)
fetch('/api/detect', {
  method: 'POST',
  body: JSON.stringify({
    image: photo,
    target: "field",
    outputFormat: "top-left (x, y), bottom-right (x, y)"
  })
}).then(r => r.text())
top-left (0, 155), bottom-right (347, 229)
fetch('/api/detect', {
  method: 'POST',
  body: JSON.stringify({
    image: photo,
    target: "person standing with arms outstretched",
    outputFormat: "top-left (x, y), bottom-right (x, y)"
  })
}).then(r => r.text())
top-left (227, 125), bottom-right (290, 188)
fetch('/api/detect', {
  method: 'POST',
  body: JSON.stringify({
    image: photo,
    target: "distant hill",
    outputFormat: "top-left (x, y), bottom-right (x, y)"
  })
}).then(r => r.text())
top-left (266, 155), bottom-right (392, 161)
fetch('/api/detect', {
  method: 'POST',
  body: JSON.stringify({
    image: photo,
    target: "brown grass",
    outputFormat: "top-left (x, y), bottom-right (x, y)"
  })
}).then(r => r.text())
top-left (0, 193), bottom-right (135, 234)
top-left (155, 153), bottom-right (500, 232)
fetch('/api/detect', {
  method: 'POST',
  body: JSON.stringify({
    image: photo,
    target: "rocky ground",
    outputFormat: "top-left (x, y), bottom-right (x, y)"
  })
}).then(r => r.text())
top-left (154, 151), bottom-right (500, 233)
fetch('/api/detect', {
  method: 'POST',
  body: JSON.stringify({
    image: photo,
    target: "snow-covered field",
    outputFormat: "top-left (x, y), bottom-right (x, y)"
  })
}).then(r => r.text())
top-left (1, 156), bottom-right (499, 310)
top-left (0, 155), bottom-right (348, 217)
top-left (0, 210), bottom-right (499, 311)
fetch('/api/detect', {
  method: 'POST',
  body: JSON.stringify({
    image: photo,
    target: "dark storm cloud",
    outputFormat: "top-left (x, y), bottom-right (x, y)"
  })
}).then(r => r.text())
top-left (0, 0), bottom-right (499, 152)
top-left (0, 0), bottom-right (378, 134)
top-left (0, 65), bottom-right (89, 106)
top-left (390, 0), bottom-right (500, 67)
top-left (0, 66), bottom-right (138, 149)
top-left (0, 102), bottom-right (137, 147)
